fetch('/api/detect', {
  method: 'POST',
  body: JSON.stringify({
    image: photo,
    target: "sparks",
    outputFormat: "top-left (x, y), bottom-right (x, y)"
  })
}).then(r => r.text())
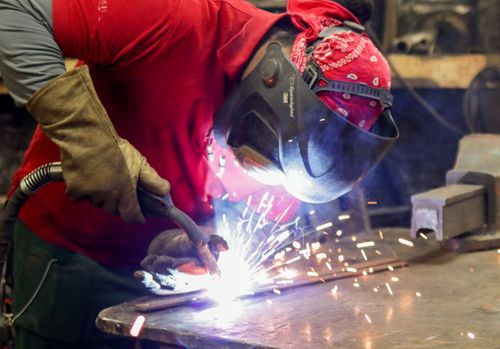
top-left (331, 285), bottom-right (338, 295)
top-left (311, 241), bottom-right (321, 252)
top-left (378, 230), bottom-right (384, 239)
top-left (361, 249), bottom-right (368, 261)
top-left (398, 238), bottom-right (414, 247)
top-left (346, 267), bottom-right (357, 273)
top-left (285, 256), bottom-right (301, 265)
top-left (316, 222), bottom-right (333, 231)
top-left (419, 232), bottom-right (428, 240)
top-left (316, 253), bottom-right (327, 260)
top-left (356, 241), bottom-right (375, 248)
top-left (364, 314), bottom-right (372, 324)
top-left (385, 282), bottom-right (393, 295)
top-left (130, 315), bottom-right (145, 337)
top-left (467, 332), bottom-right (475, 339)
top-left (338, 214), bottom-right (350, 221)
top-left (299, 247), bottom-right (311, 260)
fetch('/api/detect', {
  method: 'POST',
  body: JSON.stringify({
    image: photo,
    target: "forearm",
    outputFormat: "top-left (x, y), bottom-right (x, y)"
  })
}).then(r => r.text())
top-left (0, 0), bottom-right (65, 106)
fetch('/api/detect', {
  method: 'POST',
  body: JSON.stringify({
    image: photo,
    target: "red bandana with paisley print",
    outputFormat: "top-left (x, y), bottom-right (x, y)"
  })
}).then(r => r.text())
top-left (287, 0), bottom-right (391, 130)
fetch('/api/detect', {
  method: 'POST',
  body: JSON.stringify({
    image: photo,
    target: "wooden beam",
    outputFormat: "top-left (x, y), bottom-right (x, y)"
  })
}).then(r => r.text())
top-left (389, 54), bottom-right (500, 89)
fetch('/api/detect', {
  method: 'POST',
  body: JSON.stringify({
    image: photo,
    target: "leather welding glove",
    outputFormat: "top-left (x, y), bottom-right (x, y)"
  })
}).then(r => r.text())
top-left (26, 65), bottom-right (169, 223)
top-left (134, 229), bottom-right (228, 292)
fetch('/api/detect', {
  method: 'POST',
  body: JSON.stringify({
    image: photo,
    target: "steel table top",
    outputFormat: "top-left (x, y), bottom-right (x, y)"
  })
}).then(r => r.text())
top-left (97, 230), bottom-right (500, 349)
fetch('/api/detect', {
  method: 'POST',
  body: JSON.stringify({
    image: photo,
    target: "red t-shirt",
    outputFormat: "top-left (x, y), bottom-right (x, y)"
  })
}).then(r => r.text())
top-left (10, 0), bottom-right (299, 268)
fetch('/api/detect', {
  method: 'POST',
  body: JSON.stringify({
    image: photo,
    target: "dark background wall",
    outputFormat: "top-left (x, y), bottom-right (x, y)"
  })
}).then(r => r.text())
top-left (0, 96), bottom-right (35, 197)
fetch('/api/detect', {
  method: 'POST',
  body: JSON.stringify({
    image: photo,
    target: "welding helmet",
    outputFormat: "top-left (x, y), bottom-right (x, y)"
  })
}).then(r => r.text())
top-left (214, 41), bottom-right (398, 203)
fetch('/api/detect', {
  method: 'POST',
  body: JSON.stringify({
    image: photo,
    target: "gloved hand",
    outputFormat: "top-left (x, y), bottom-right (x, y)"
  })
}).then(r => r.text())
top-left (134, 229), bottom-right (228, 293)
top-left (26, 65), bottom-right (169, 223)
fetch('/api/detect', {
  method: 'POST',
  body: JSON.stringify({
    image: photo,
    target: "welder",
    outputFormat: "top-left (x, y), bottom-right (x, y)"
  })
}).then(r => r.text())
top-left (0, 0), bottom-right (397, 348)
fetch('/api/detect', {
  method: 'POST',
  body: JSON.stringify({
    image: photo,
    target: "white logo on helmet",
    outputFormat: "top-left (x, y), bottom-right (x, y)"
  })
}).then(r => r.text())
top-left (283, 92), bottom-right (289, 104)
top-left (337, 107), bottom-right (349, 117)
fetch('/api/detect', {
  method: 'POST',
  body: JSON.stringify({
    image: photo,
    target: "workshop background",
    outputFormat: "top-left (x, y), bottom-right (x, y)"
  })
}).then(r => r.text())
top-left (2, 0), bottom-right (500, 230)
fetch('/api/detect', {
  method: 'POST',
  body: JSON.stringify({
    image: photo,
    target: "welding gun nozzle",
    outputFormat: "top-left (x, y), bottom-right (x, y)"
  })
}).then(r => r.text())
top-left (193, 241), bottom-right (221, 277)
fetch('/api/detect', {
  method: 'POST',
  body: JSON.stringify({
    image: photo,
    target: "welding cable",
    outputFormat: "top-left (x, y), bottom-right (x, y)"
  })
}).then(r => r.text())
top-left (365, 26), bottom-right (466, 136)
top-left (0, 161), bottom-right (63, 326)
top-left (0, 162), bottom-right (63, 273)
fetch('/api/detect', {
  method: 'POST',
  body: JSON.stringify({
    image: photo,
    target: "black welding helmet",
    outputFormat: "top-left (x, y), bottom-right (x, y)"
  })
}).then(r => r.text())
top-left (214, 42), bottom-right (399, 203)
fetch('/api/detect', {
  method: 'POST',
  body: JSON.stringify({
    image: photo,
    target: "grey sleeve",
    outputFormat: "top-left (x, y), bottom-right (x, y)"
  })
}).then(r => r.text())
top-left (0, 0), bottom-right (66, 107)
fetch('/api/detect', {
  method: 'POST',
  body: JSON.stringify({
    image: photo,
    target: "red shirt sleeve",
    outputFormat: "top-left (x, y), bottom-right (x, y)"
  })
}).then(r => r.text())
top-left (53, 0), bottom-right (188, 67)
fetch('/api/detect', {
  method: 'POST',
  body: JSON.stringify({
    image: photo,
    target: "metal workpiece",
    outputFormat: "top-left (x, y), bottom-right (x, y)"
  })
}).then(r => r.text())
top-left (447, 134), bottom-right (500, 229)
top-left (411, 134), bottom-right (500, 246)
top-left (410, 184), bottom-right (486, 241)
top-left (132, 258), bottom-right (406, 313)
top-left (96, 229), bottom-right (500, 349)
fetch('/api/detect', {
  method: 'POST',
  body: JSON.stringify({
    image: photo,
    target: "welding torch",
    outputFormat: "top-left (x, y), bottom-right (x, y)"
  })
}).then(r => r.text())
top-left (0, 162), bottom-right (221, 278)
top-left (136, 187), bottom-right (221, 277)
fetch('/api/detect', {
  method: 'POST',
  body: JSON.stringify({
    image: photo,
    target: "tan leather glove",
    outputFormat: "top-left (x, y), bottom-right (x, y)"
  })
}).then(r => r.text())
top-left (26, 65), bottom-right (169, 223)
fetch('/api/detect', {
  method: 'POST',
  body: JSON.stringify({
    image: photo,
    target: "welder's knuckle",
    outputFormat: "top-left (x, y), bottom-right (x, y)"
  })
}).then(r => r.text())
top-left (151, 231), bottom-right (192, 257)
top-left (140, 255), bottom-right (159, 271)
top-left (149, 255), bottom-right (177, 273)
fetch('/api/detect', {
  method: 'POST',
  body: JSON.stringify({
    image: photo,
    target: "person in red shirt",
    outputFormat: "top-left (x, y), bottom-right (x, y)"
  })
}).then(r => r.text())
top-left (0, 0), bottom-right (397, 347)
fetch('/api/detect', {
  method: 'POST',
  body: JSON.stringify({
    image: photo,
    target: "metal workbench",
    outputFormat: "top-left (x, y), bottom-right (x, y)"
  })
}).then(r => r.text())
top-left (97, 229), bottom-right (500, 349)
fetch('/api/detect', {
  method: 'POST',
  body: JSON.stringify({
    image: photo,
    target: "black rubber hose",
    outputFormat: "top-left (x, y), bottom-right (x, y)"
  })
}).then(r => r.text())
top-left (0, 162), bottom-right (63, 274)
top-left (0, 162), bottom-right (214, 276)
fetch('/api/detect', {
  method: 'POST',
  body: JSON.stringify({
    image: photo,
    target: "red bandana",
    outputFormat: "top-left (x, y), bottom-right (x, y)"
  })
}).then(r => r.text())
top-left (287, 0), bottom-right (391, 130)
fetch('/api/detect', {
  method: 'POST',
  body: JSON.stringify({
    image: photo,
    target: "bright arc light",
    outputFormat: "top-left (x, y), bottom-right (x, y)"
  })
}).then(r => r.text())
top-left (204, 250), bottom-right (254, 303)
top-left (168, 192), bottom-right (304, 305)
